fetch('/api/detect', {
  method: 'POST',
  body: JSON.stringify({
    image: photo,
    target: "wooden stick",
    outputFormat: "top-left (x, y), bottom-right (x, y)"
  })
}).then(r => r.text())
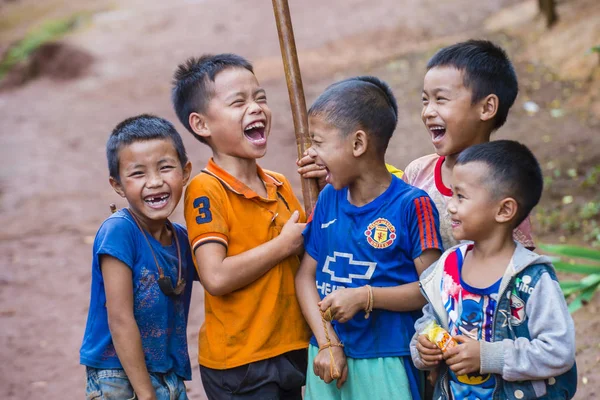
top-left (272, 0), bottom-right (319, 215)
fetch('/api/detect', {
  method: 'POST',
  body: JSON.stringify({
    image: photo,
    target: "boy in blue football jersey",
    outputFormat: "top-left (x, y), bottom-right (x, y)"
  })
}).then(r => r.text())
top-left (295, 76), bottom-right (443, 400)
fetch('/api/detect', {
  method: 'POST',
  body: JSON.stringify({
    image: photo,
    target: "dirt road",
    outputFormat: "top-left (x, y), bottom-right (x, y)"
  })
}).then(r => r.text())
top-left (1, 0), bottom-right (597, 398)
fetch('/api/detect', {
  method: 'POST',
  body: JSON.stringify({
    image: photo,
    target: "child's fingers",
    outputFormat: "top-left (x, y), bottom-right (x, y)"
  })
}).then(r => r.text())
top-left (417, 334), bottom-right (440, 350)
top-left (296, 153), bottom-right (316, 167)
top-left (336, 364), bottom-right (349, 389)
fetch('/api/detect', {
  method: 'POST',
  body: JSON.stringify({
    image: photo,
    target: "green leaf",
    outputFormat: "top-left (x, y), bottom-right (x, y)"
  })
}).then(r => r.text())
top-left (540, 244), bottom-right (600, 262)
top-left (553, 261), bottom-right (600, 275)
top-left (568, 284), bottom-right (599, 313)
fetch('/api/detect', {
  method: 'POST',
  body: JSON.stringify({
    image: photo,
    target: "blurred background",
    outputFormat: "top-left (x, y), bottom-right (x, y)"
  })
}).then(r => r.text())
top-left (0, 0), bottom-right (598, 398)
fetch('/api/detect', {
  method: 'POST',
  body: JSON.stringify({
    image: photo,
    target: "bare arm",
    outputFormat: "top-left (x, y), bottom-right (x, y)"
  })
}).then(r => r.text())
top-left (295, 254), bottom-right (339, 347)
top-left (372, 249), bottom-right (441, 312)
top-left (319, 248), bottom-right (441, 319)
top-left (196, 210), bottom-right (305, 296)
top-left (102, 255), bottom-right (156, 400)
top-left (295, 253), bottom-right (348, 387)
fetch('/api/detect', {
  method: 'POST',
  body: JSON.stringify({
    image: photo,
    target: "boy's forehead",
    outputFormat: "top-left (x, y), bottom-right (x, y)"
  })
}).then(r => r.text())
top-left (212, 67), bottom-right (260, 96)
top-left (119, 138), bottom-right (178, 163)
top-left (454, 161), bottom-right (489, 184)
top-left (423, 66), bottom-right (466, 92)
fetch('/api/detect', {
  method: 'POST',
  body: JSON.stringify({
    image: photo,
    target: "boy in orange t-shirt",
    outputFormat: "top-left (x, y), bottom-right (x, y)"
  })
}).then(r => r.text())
top-left (171, 54), bottom-right (311, 399)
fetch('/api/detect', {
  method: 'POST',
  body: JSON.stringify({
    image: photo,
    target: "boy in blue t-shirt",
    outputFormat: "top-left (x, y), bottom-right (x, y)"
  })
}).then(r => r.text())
top-left (296, 76), bottom-right (443, 400)
top-left (80, 114), bottom-right (196, 400)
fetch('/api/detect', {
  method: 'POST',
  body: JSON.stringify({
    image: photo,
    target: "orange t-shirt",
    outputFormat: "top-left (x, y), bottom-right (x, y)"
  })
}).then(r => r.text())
top-left (184, 158), bottom-right (310, 369)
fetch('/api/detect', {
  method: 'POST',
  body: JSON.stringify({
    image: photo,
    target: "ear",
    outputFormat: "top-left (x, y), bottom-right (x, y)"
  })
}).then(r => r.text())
top-left (479, 94), bottom-right (499, 123)
top-left (351, 130), bottom-right (368, 157)
top-left (109, 176), bottom-right (126, 198)
top-left (189, 112), bottom-right (211, 140)
top-left (496, 197), bottom-right (518, 224)
top-left (182, 161), bottom-right (192, 186)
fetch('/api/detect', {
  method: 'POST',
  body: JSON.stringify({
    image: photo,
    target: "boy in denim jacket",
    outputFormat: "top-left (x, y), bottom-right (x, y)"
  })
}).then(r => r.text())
top-left (411, 140), bottom-right (576, 400)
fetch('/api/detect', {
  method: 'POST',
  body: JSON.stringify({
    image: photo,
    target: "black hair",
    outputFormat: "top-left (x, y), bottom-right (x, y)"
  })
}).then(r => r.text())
top-left (308, 76), bottom-right (398, 155)
top-left (456, 140), bottom-right (543, 227)
top-left (427, 40), bottom-right (518, 130)
top-left (171, 53), bottom-right (254, 144)
top-left (107, 114), bottom-right (188, 182)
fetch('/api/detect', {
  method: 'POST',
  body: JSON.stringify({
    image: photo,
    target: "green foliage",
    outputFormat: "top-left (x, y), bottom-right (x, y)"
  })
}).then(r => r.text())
top-left (540, 243), bottom-right (600, 313)
top-left (0, 15), bottom-right (81, 80)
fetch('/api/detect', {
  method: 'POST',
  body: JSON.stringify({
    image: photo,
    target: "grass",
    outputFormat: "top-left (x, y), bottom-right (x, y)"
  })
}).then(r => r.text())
top-left (0, 14), bottom-right (82, 81)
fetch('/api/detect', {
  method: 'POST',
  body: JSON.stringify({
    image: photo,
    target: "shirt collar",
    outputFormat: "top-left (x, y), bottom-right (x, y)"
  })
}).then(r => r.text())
top-left (204, 158), bottom-right (282, 200)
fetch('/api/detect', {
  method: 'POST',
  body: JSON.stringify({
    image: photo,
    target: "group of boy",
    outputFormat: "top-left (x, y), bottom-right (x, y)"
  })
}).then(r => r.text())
top-left (80, 39), bottom-right (577, 400)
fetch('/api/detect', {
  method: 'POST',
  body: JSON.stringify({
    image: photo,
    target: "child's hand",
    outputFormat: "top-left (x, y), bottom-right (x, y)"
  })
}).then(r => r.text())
top-left (279, 210), bottom-right (306, 256)
top-left (318, 287), bottom-right (366, 323)
top-left (443, 335), bottom-right (481, 376)
top-left (313, 345), bottom-right (348, 388)
top-left (297, 150), bottom-right (327, 190)
top-left (416, 334), bottom-right (443, 367)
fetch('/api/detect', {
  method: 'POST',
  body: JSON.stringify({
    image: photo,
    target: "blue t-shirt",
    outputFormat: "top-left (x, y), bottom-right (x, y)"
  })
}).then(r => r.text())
top-left (442, 245), bottom-right (497, 399)
top-left (303, 176), bottom-right (442, 358)
top-left (80, 209), bottom-right (196, 380)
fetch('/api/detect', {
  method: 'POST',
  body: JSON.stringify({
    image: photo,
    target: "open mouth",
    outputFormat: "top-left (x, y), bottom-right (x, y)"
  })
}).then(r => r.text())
top-left (144, 193), bottom-right (170, 209)
top-left (450, 219), bottom-right (461, 228)
top-left (429, 125), bottom-right (446, 143)
top-left (244, 121), bottom-right (267, 145)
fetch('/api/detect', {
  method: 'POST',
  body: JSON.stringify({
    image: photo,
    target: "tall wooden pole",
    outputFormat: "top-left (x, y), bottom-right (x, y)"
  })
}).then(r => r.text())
top-left (272, 0), bottom-right (319, 215)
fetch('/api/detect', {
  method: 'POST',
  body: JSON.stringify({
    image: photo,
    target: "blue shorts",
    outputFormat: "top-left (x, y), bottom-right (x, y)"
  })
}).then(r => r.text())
top-left (85, 367), bottom-right (188, 400)
top-left (305, 345), bottom-right (422, 400)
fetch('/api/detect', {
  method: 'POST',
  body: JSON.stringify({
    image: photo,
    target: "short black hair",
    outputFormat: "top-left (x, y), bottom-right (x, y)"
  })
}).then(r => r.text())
top-left (107, 114), bottom-right (188, 182)
top-left (171, 54), bottom-right (254, 144)
top-left (308, 76), bottom-right (398, 155)
top-left (456, 140), bottom-right (543, 227)
top-left (427, 40), bottom-right (518, 130)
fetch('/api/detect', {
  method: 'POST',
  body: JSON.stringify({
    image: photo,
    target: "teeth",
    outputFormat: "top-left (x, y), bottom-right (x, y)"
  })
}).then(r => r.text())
top-left (146, 194), bottom-right (169, 203)
top-left (245, 121), bottom-right (265, 131)
top-left (430, 126), bottom-right (445, 131)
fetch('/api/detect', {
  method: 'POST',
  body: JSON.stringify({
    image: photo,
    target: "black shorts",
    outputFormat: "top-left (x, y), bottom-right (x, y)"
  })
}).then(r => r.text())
top-left (200, 349), bottom-right (308, 400)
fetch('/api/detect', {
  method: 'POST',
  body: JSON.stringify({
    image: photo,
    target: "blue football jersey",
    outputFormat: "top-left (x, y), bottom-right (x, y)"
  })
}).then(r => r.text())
top-left (303, 176), bottom-right (442, 358)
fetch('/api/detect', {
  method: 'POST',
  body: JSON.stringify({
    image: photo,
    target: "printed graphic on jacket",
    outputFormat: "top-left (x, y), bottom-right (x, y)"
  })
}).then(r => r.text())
top-left (441, 246), bottom-right (497, 400)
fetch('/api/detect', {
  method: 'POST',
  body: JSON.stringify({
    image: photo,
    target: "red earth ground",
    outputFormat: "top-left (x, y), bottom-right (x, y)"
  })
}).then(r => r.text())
top-left (0, 0), bottom-right (598, 398)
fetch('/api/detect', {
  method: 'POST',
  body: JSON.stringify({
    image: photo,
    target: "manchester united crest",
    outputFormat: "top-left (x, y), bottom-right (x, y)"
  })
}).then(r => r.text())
top-left (364, 218), bottom-right (396, 249)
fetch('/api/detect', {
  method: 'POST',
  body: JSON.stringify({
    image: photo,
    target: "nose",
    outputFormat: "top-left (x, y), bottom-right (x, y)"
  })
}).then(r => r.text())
top-left (307, 146), bottom-right (317, 158)
top-left (146, 171), bottom-right (164, 188)
top-left (422, 102), bottom-right (437, 120)
top-left (248, 100), bottom-right (263, 114)
top-left (447, 197), bottom-right (457, 215)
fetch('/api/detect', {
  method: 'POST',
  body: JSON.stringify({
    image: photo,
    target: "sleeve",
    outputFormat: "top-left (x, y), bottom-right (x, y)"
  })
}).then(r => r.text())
top-left (410, 301), bottom-right (439, 371)
top-left (94, 216), bottom-right (137, 270)
top-left (302, 187), bottom-right (329, 260)
top-left (513, 215), bottom-right (535, 250)
top-left (479, 272), bottom-right (576, 380)
top-left (174, 224), bottom-right (201, 282)
top-left (402, 160), bottom-right (417, 184)
top-left (406, 194), bottom-right (443, 259)
top-left (184, 176), bottom-right (229, 253)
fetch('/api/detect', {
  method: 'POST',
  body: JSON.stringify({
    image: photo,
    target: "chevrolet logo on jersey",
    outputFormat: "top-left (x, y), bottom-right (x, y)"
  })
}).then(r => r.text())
top-left (321, 252), bottom-right (377, 284)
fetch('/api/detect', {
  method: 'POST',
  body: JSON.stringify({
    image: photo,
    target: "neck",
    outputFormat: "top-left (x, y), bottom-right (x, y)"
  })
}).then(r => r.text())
top-left (347, 162), bottom-right (392, 207)
top-left (470, 229), bottom-right (516, 263)
top-left (128, 209), bottom-right (172, 245)
top-left (213, 153), bottom-right (260, 186)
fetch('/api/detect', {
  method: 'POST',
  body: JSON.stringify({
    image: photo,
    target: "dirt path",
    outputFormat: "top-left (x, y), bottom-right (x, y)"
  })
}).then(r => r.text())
top-left (0, 0), bottom-right (597, 398)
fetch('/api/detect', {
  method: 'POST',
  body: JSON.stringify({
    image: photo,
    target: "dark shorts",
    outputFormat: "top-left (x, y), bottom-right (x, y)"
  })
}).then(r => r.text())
top-left (200, 349), bottom-right (308, 400)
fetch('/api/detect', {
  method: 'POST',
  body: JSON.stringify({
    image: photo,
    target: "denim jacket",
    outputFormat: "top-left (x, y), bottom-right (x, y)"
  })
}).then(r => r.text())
top-left (410, 243), bottom-right (577, 400)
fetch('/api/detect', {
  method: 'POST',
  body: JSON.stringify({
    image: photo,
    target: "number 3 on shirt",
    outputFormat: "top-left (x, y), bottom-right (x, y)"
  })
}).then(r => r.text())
top-left (193, 196), bottom-right (212, 224)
